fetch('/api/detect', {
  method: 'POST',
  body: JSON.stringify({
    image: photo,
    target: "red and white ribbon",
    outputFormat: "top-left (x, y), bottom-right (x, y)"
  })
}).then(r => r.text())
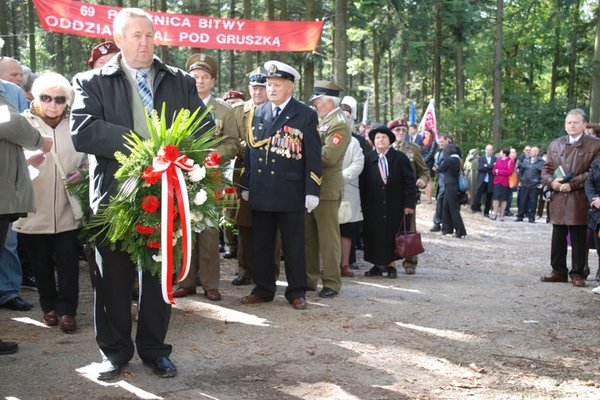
top-left (150, 152), bottom-right (194, 304)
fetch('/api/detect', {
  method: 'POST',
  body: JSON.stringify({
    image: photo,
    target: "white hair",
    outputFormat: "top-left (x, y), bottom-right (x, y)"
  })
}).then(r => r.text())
top-left (31, 72), bottom-right (74, 105)
top-left (566, 108), bottom-right (587, 122)
top-left (113, 8), bottom-right (153, 37)
top-left (321, 95), bottom-right (341, 106)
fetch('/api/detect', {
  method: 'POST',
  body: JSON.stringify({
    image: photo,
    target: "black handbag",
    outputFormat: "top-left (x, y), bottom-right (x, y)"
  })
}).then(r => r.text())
top-left (394, 215), bottom-right (425, 258)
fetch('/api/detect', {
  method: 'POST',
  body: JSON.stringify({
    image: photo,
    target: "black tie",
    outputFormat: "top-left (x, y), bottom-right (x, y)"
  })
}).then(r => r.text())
top-left (273, 106), bottom-right (281, 122)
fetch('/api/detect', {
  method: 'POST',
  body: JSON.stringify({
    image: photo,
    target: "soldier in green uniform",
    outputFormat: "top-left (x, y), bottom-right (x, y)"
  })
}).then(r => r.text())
top-left (306, 81), bottom-right (351, 298)
top-left (389, 118), bottom-right (430, 274)
top-left (173, 54), bottom-right (240, 300)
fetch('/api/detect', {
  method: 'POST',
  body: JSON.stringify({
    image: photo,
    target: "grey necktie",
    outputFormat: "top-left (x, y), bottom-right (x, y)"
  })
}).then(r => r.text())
top-left (136, 70), bottom-right (153, 113)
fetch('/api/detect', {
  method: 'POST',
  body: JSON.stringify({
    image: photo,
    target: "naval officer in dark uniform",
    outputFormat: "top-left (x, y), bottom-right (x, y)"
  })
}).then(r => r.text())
top-left (240, 60), bottom-right (322, 310)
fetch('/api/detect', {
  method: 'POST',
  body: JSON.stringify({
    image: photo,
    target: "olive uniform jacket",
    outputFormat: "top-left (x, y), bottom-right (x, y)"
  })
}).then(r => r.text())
top-left (206, 96), bottom-right (240, 163)
top-left (232, 99), bottom-right (255, 226)
top-left (318, 108), bottom-right (351, 200)
top-left (241, 97), bottom-right (322, 212)
top-left (393, 140), bottom-right (430, 185)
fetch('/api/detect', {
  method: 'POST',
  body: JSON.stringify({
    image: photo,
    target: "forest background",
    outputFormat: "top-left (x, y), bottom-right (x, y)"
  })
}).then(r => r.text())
top-left (1, 0), bottom-right (600, 152)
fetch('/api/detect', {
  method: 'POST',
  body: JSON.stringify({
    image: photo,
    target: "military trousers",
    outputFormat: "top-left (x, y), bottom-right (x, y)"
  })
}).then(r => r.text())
top-left (305, 199), bottom-right (342, 292)
top-left (179, 228), bottom-right (220, 291)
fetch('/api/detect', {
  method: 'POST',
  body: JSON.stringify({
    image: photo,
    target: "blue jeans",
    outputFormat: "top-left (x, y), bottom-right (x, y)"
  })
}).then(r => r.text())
top-left (0, 225), bottom-right (23, 304)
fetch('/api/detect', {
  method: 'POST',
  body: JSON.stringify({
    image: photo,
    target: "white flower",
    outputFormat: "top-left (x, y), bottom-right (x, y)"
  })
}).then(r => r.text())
top-left (191, 212), bottom-right (204, 222)
top-left (152, 254), bottom-right (162, 262)
top-left (193, 189), bottom-right (208, 205)
top-left (189, 164), bottom-right (206, 182)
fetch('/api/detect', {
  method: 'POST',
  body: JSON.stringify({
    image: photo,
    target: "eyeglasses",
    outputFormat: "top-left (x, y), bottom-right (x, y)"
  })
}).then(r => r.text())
top-left (39, 94), bottom-right (67, 105)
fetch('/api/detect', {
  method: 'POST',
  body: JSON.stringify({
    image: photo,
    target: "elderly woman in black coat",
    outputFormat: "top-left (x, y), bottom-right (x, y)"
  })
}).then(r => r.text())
top-left (360, 126), bottom-right (417, 278)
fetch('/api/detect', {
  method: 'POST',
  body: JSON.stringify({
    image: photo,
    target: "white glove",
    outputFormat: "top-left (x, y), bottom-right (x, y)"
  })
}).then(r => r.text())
top-left (241, 190), bottom-right (249, 202)
top-left (305, 195), bottom-right (319, 213)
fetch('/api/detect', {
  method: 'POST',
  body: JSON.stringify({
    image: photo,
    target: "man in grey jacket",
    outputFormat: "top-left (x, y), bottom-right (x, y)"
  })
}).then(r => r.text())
top-left (0, 95), bottom-right (53, 354)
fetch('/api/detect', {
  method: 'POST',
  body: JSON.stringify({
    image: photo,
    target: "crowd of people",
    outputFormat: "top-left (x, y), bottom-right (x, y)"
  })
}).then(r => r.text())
top-left (2, 6), bottom-right (600, 381)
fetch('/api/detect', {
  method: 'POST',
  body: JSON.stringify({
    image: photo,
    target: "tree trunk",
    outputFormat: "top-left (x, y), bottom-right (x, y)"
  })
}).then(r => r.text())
top-left (56, 34), bottom-right (65, 76)
top-left (433, 0), bottom-right (442, 114)
top-left (387, 47), bottom-right (393, 121)
top-left (0, 1), bottom-right (8, 56)
top-left (550, 23), bottom-right (560, 102)
top-left (590, 5), bottom-right (600, 123)
top-left (567, 0), bottom-right (581, 105)
top-left (302, 0), bottom-right (316, 102)
top-left (159, 0), bottom-right (168, 64)
top-left (242, 0), bottom-right (253, 85)
top-left (334, 0), bottom-right (347, 89)
top-left (455, 34), bottom-right (465, 103)
top-left (28, 0), bottom-right (36, 71)
top-left (372, 30), bottom-right (381, 123)
top-left (492, 0), bottom-right (503, 147)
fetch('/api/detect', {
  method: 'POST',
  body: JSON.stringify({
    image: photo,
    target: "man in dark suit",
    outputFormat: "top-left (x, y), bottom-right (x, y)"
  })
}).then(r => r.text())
top-left (471, 144), bottom-right (496, 217)
top-left (240, 60), bottom-right (322, 310)
top-left (71, 8), bottom-right (211, 380)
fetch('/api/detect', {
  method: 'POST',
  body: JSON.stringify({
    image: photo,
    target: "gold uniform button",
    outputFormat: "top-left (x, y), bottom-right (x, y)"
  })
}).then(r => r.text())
top-left (258, 169), bottom-right (262, 173)
top-left (271, 171), bottom-right (275, 175)
top-left (258, 157), bottom-right (263, 162)
top-left (271, 159), bottom-right (276, 163)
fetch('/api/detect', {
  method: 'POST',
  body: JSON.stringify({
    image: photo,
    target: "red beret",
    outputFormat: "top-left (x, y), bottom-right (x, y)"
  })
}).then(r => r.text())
top-left (387, 118), bottom-right (408, 130)
top-left (87, 41), bottom-right (119, 68)
top-left (223, 90), bottom-right (245, 101)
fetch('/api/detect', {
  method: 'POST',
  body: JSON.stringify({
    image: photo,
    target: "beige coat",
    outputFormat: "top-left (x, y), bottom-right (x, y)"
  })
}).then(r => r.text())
top-left (13, 111), bottom-right (84, 234)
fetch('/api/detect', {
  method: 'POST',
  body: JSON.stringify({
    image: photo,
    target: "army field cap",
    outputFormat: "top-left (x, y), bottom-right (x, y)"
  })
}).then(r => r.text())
top-left (264, 60), bottom-right (301, 82)
top-left (247, 66), bottom-right (267, 87)
top-left (310, 80), bottom-right (343, 101)
top-left (186, 53), bottom-right (218, 79)
top-left (87, 41), bottom-right (119, 68)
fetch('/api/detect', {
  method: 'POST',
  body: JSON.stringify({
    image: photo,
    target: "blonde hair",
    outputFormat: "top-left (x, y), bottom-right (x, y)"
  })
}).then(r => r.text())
top-left (31, 72), bottom-right (74, 105)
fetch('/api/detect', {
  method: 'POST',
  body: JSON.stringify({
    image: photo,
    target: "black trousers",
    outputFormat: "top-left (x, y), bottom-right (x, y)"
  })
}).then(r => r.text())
top-left (0, 217), bottom-right (9, 249)
top-left (441, 183), bottom-right (466, 236)
top-left (20, 230), bottom-right (79, 315)
top-left (95, 241), bottom-right (171, 365)
top-left (433, 182), bottom-right (445, 225)
top-left (550, 224), bottom-right (587, 278)
top-left (471, 182), bottom-right (493, 214)
top-left (251, 210), bottom-right (306, 302)
top-left (517, 186), bottom-right (539, 220)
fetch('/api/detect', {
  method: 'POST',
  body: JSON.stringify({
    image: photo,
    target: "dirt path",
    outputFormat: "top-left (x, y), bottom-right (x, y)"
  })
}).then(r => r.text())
top-left (2, 201), bottom-right (600, 399)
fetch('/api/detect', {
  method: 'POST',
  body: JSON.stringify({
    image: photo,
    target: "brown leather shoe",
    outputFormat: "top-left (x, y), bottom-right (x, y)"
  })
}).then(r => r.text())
top-left (241, 294), bottom-right (265, 305)
top-left (571, 276), bottom-right (586, 287)
top-left (59, 315), bottom-right (77, 332)
top-left (540, 271), bottom-right (568, 283)
top-left (204, 289), bottom-right (222, 301)
top-left (340, 265), bottom-right (354, 277)
top-left (43, 310), bottom-right (59, 326)
top-left (172, 286), bottom-right (197, 298)
top-left (291, 297), bottom-right (307, 310)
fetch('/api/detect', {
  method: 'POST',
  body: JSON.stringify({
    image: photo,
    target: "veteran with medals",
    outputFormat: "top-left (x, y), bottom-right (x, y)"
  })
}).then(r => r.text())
top-left (240, 61), bottom-right (322, 310)
top-left (306, 81), bottom-right (351, 298)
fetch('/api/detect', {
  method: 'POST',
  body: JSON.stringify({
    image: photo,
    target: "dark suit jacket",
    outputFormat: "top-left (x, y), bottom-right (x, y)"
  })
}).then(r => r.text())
top-left (476, 154), bottom-right (497, 192)
top-left (241, 97), bottom-right (322, 213)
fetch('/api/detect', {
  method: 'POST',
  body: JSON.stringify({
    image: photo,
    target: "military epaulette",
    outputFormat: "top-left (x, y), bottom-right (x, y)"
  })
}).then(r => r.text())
top-left (231, 101), bottom-right (244, 109)
top-left (310, 172), bottom-right (322, 186)
top-left (336, 113), bottom-right (346, 123)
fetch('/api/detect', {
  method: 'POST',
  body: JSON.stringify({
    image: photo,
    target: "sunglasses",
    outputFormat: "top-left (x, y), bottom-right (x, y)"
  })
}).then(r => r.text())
top-left (39, 94), bottom-right (67, 105)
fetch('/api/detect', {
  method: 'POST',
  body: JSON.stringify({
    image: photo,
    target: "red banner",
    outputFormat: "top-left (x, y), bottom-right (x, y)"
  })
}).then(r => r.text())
top-left (32, 0), bottom-right (323, 52)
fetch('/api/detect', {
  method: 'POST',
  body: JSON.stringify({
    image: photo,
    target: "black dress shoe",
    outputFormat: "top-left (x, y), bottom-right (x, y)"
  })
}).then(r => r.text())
top-left (97, 360), bottom-right (126, 381)
top-left (144, 356), bottom-right (177, 378)
top-left (319, 287), bottom-right (338, 298)
top-left (223, 251), bottom-right (237, 259)
top-left (1, 296), bottom-right (33, 311)
top-left (0, 339), bottom-right (18, 355)
top-left (364, 266), bottom-right (383, 277)
top-left (21, 275), bottom-right (36, 287)
top-left (429, 224), bottom-right (441, 232)
top-left (387, 267), bottom-right (398, 279)
top-left (231, 275), bottom-right (251, 286)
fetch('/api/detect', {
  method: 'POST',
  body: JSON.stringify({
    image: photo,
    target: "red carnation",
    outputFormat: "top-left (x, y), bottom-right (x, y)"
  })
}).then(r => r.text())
top-left (146, 240), bottom-right (160, 249)
top-left (205, 151), bottom-right (222, 167)
top-left (142, 166), bottom-right (160, 185)
top-left (141, 195), bottom-right (160, 213)
top-left (223, 186), bottom-right (236, 195)
top-left (136, 225), bottom-right (155, 235)
top-left (162, 145), bottom-right (180, 162)
top-left (213, 190), bottom-right (223, 201)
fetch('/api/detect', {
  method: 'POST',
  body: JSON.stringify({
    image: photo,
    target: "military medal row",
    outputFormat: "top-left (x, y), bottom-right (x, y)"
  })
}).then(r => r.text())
top-left (269, 126), bottom-right (304, 160)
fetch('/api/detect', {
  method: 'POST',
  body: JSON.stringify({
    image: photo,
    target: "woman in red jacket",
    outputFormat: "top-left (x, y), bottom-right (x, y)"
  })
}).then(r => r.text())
top-left (491, 148), bottom-right (515, 221)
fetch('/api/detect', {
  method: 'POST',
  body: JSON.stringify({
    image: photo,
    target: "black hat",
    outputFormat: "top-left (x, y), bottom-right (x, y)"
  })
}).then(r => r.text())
top-left (368, 126), bottom-right (396, 144)
top-left (247, 66), bottom-right (267, 87)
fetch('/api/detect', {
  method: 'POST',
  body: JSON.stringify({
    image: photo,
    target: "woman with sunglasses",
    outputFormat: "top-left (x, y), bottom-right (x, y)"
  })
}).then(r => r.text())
top-left (13, 72), bottom-right (85, 333)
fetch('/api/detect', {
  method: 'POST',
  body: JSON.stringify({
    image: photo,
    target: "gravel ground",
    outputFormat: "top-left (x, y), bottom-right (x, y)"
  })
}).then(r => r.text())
top-left (1, 200), bottom-right (600, 399)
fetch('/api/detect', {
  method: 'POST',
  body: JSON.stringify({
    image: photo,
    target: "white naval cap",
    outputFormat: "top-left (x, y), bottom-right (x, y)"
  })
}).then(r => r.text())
top-left (264, 60), bottom-right (301, 82)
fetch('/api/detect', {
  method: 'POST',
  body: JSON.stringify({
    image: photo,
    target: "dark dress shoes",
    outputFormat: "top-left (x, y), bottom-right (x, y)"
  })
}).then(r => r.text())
top-left (291, 297), bottom-right (307, 310)
top-left (364, 266), bottom-right (383, 277)
top-left (97, 360), bottom-right (126, 381)
top-left (204, 289), bottom-right (222, 301)
top-left (172, 286), bottom-right (197, 298)
top-left (144, 356), bottom-right (177, 378)
top-left (59, 315), bottom-right (77, 333)
top-left (223, 251), bottom-right (237, 259)
top-left (387, 267), bottom-right (398, 279)
top-left (571, 276), bottom-right (586, 287)
top-left (1, 296), bottom-right (33, 311)
top-left (540, 271), bottom-right (568, 283)
top-left (21, 275), bottom-right (36, 287)
top-left (231, 275), bottom-right (251, 286)
top-left (429, 224), bottom-right (441, 232)
top-left (0, 339), bottom-right (18, 355)
top-left (43, 310), bottom-right (59, 326)
top-left (319, 287), bottom-right (338, 298)
top-left (241, 294), bottom-right (266, 305)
